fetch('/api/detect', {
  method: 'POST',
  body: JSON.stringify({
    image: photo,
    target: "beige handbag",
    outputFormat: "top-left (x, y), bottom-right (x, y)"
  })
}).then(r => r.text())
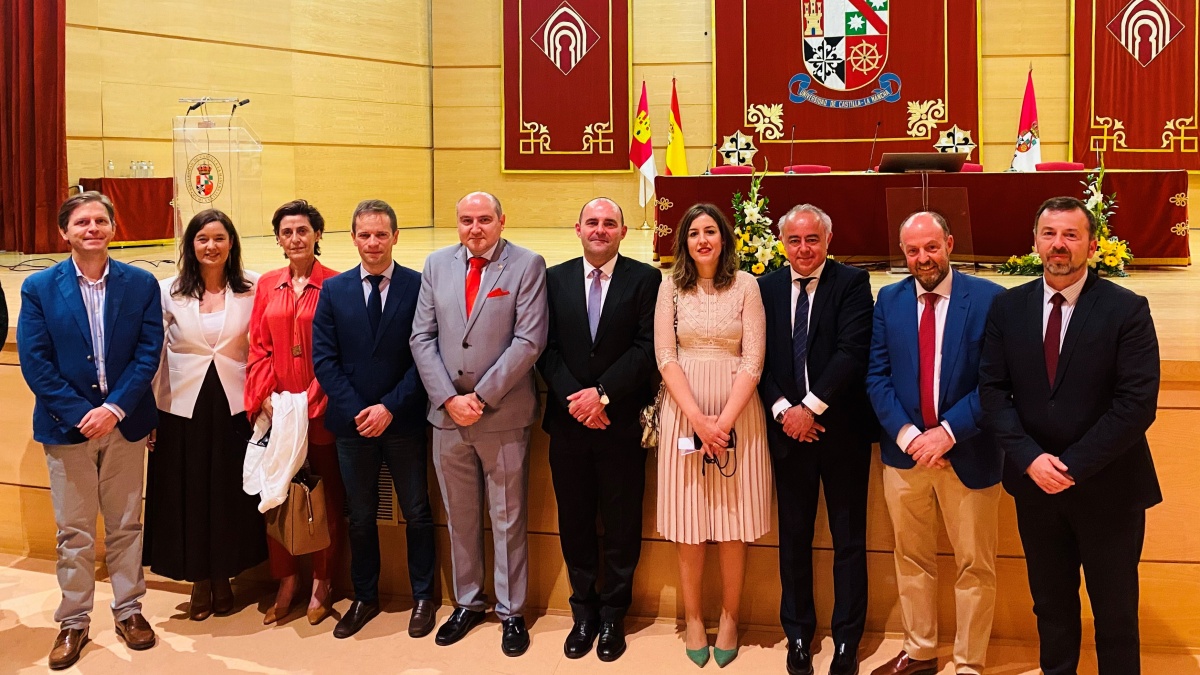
top-left (639, 288), bottom-right (677, 450)
top-left (264, 469), bottom-right (330, 556)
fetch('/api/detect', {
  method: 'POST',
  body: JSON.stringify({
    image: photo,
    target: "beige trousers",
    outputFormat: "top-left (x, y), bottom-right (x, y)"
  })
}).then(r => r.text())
top-left (882, 464), bottom-right (1001, 675)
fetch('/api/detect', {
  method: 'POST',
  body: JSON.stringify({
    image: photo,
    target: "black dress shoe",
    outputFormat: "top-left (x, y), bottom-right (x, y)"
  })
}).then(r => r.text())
top-left (333, 601), bottom-right (380, 639)
top-left (501, 616), bottom-right (530, 657)
top-left (596, 621), bottom-right (627, 662)
top-left (787, 638), bottom-right (814, 675)
top-left (828, 643), bottom-right (859, 675)
top-left (563, 618), bottom-right (598, 658)
top-left (435, 607), bottom-right (486, 646)
top-left (408, 599), bottom-right (438, 638)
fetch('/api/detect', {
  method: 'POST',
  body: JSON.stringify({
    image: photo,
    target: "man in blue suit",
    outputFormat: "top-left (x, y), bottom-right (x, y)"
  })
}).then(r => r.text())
top-left (312, 199), bottom-right (433, 640)
top-left (865, 211), bottom-right (1004, 675)
top-left (18, 192), bottom-right (163, 669)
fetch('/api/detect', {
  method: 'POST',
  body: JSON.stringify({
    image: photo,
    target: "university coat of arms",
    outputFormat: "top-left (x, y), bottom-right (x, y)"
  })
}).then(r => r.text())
top-left (790, 0), bottom-right (901, 108)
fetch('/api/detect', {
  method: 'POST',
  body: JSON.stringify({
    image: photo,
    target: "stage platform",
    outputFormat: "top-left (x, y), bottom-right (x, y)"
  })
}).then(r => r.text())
top-left (2, 226), bottom-right (1197, 368)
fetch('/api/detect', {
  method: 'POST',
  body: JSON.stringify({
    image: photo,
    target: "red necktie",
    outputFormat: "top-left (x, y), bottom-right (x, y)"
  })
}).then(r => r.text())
top-left (465, 256), bottom-right (486, 318)
top-left (918, 293), bottom-right (939, 429)
top-left (1044, 292), bottom-right (1065, 386)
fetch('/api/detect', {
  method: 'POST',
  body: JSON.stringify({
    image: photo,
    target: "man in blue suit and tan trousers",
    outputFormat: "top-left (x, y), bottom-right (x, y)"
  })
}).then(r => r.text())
top-left (311, 199), bottom-right (435, 640)
top-left (18, 192), bottom-right (163, 669)
top-left (865, 211), bottom-right (1004, 675)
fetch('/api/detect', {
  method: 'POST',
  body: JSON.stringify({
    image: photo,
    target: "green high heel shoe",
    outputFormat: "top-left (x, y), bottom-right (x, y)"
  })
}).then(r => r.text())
top-left (713, 645), bottom-right (739, 668)
top-left (686, 644), bottom-right (711, 667)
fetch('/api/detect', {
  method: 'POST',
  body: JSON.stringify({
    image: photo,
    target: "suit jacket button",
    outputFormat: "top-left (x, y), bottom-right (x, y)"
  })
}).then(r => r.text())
top-left (462, 341), bottom-right (469, 349)
top-left (86, 355), bottom-right (93, 361)
top-left (590, 351), bottom-right (595, 357)
top-left (458, 370), bottom-right (464, 376)
top-left (91, 384), bottom-right (99, 390)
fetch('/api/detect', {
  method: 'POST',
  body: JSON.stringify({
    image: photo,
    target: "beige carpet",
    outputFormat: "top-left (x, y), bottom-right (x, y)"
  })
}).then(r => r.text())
top-left (1, 552), bottom-right (1196, 674)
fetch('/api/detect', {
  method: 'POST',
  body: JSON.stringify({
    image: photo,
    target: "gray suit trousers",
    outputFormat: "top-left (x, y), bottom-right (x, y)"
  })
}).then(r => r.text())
top-left (432, 425), bottom-right (530, 619)
top-left (43, 430), bottom-right (148, 629)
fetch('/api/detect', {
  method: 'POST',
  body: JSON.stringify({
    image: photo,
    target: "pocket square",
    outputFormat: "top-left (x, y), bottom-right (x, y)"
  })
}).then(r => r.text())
top-left (487, 288), bottom-right (510, 298)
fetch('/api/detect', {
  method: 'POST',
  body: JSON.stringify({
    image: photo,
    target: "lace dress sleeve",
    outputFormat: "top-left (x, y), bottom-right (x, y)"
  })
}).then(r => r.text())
top-left (737, 272), bottom-right (766, 382)
top-left (654, 277), bottom-right (679, 369)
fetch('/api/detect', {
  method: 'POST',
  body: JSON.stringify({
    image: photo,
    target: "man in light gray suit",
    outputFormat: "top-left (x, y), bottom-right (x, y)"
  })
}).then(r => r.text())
top-left (410, 191), bottom-right (548, 657)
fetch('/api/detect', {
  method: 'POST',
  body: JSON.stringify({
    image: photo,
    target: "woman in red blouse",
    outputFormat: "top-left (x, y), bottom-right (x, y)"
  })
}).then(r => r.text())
top-left (245, 200), bottom-right (344, 626)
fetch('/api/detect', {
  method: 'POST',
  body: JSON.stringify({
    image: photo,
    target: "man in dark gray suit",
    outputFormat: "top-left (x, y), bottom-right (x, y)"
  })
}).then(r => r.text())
top-left (410, 191), bottom-right (548, 657)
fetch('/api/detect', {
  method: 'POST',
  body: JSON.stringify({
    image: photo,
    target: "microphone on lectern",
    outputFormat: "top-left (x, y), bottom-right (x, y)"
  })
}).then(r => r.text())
top-left (786, 125), bottom-right (797, 173)
top-left (864, 120), bottom-right (883, 173)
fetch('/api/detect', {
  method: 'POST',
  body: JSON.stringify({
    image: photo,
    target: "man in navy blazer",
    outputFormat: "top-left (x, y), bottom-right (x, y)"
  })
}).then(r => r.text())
top-left (311, 199), bottom-right (434, 640)
top-left (866, 212), bottom-right (1004, 675)
top-left (18, 192), bottom-right (163, 668)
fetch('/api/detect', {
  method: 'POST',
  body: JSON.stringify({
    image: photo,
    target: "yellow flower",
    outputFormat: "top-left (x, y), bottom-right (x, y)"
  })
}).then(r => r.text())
top-left (1007, 255), bottom-right (1019, 264)
top-left (1104, 256), bottom-right (1119, 267)
top-left (751, 262), bottom-right (765, 274)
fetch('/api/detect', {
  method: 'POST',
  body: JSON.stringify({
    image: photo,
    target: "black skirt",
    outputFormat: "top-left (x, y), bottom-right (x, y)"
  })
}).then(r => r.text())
top-left (143, 363), bottom-right (267, 581)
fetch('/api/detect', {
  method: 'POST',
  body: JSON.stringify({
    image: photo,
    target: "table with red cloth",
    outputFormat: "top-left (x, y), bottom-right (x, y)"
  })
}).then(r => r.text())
top-left (78, 177), bottom-right (174, 244)
top-left (653, 171), bottom-right (1191, 266)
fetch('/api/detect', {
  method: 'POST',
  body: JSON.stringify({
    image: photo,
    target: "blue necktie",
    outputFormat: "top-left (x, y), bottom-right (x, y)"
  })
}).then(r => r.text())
top-left (367, 274), bottom-right (384, 334)
top-left (793, 277), bottom-right (813, 396)
top-left (587, 268), bottom-right (603, 340)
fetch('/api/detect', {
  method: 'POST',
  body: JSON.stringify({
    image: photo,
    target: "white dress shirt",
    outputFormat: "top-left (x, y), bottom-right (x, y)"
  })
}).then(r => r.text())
top-left (465, 242), bottom-right (500, 282)
top-left (584, 254), bottom-right (618, 315)
top-left (771, 262), bottom-right (829, 420)
top-left (1042, 273), bottom-right (1087, 349)
top-left (360, 260), bottom-right (396, 307)
top-left (895, 273), bottom-right (958, 452)
top-left (72, 258), bottom-right (124, 420)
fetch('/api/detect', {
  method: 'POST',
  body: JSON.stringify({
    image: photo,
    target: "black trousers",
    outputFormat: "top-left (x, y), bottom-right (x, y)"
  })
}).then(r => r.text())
top-left (771, 429), bottom-right (870, 648)
top-left (1014, 495), bottom-right (1146, 675)
top-left (336, 430), bottom-right (437, 605)
top-left (548, 427), bottom-right (647, 623)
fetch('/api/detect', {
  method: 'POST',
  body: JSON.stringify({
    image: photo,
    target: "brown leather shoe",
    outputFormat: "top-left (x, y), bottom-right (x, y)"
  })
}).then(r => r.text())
top-left (408, 599), bottom-right (438, 637)
top-left (48, 627), bottom-right (89, 670)
top-left (189, 580), bottom-right (213, 621)
top-left (212, 577), bottom-right (235, 615)
top-left (869, 651), bottom-right (938, 675)
top-left (114, 613), bottom-right (156, 650)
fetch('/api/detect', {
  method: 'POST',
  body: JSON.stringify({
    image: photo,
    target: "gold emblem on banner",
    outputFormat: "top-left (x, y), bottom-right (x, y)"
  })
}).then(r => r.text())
top-left (582, 122), bottom-right (614, 154)
top-left (1170, 193), bottom-right (1189, 207)
top-left (1090, 116), bottom-right (1128, 152)
top-left (933, 125), bottom-right (977, 160)
top-left (906, 99), bottom-right (946, 138)
top-left (1172, 221), bottom-right (1189, 237)
top-left (519, 122), bottom-right (551, 154)
top-left (1162, 116), bottom-right (1198, 152)
top-left (655, 197), bottom-right (674, 211)
top-left (747, 104), bottom-right (785, 140)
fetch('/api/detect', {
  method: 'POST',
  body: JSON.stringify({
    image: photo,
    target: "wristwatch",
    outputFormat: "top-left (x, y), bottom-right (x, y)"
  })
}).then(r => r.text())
top-left (474, 392), bottom-right (488, 409)
top-left (596, 383), bottom-right (610, 406)
top-left (774, 408), bottom-right (787, 423)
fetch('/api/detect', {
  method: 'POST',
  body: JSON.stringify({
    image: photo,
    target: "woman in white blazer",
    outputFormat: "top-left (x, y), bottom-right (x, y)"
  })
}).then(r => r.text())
top-left (143, 209), bottom-right (267, 621)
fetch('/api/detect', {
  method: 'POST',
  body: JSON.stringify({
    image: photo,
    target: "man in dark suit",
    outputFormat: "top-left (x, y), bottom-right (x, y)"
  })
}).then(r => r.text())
top-left (537, 197), bottom-right (660, 662)
top-left (312, 199), bottom-right (434, 640)
top-left (980, 196), bottom-right (1161, 675)
top-left (867, 212), bottom-right (1005, 675)
top-left (757, 204), bottom-right (875, 675)
top-left (18, 192), bottom-right (163, 669)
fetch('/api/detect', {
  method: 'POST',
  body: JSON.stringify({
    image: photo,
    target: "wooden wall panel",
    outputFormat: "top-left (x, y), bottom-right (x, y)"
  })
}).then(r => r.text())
top-left (294, 147), bottom-right (432, 229)
top-left (66, 0), bottom-right (98, 26)
top-left (631, 0), bottom-right (711, 64)
top-left (0, 485), bottom-right (58, 559)
top-left (431, 0), bottom-right (501, 67)
top-left (980, 0), bottom-right (1070, 56)
top-left (66, 140), bottom-right (104, 186)
top-left (94, 0), bottom-right (293, 52)
top-left (290, 0), bottom-right (431, 65)
top-left (65, 27), bottom-right (102, 138)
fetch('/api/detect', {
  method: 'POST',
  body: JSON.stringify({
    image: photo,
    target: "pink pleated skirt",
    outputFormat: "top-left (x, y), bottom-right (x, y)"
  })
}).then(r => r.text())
top-left (656, 354), bottom-right (773, 544)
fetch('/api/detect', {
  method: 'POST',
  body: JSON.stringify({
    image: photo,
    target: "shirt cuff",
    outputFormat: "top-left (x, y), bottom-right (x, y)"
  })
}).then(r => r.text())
top-left (896, 424), bottom-right (920, 452)
top-left (801, 392), bottom-right (828, 416)
top-left (771, 397), bottom-right (791, 421)
top-left (940, 420), bottom-right (956, 444)
top-left (101, 403), bottom-right (126, 421)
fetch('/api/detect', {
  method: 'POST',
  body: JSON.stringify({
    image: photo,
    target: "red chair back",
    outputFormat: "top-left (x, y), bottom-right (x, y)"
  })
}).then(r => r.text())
top-left (1035, 162), bottom-right (1086, 172)
top-left (784, 164), bottom-right (832, 174)
top-left (709, 165), bottom-right (754, 175)
top-left (961, 163), bottom-right (983, 172)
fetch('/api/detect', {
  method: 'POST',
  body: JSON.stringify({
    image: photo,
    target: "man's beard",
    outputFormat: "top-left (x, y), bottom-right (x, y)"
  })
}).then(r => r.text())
top-left (913, 262), bottom-right (948, 291)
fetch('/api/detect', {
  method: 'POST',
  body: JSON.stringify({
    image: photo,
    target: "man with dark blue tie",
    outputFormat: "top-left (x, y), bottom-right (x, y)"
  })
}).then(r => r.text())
top-left (312, 199), bottom-right (434, 639)
top-left (757, 204), bottom-right (875, 675)
top-left (18, 192), bottom-right (163, 669)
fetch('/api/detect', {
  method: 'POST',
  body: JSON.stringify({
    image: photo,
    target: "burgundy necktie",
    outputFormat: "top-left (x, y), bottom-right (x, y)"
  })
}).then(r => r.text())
top-left (918, 293), bottom-right (939, 429)
top-left (465, 256), bottom-right (486, 318)
top-left (1044, 292), bottom-right (1065, 386)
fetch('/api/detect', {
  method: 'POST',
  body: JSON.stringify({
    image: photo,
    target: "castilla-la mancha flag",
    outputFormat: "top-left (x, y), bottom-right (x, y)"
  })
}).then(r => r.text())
top-left (629, 81), bottom-right (657, 206)
top-left (1010, 69), bottom-right (1042, 172)
top-left (665, 78), bottom-right (688, 176)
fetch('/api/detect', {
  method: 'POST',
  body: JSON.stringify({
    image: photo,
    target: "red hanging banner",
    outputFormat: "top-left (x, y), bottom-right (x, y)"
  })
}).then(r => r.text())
top-left (502, 0), bottom-right (631, 172)
top-left (712, 0), bottom-right (980, 171)
top-left (1072, 0), bottom-right (1200, 170)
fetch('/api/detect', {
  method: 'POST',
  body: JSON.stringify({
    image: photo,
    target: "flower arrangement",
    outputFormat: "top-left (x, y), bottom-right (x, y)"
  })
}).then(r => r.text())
top-left (999, 164), bottom-right (1133, 276)
top-left (732, 167), bottom-right (787, 276)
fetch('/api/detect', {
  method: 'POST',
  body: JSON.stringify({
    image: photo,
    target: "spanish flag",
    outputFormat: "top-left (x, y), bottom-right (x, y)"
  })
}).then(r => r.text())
top-left (665, 79), bottom-right (688, 176)
top-left (629, 81), bottom-right (657, 206)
